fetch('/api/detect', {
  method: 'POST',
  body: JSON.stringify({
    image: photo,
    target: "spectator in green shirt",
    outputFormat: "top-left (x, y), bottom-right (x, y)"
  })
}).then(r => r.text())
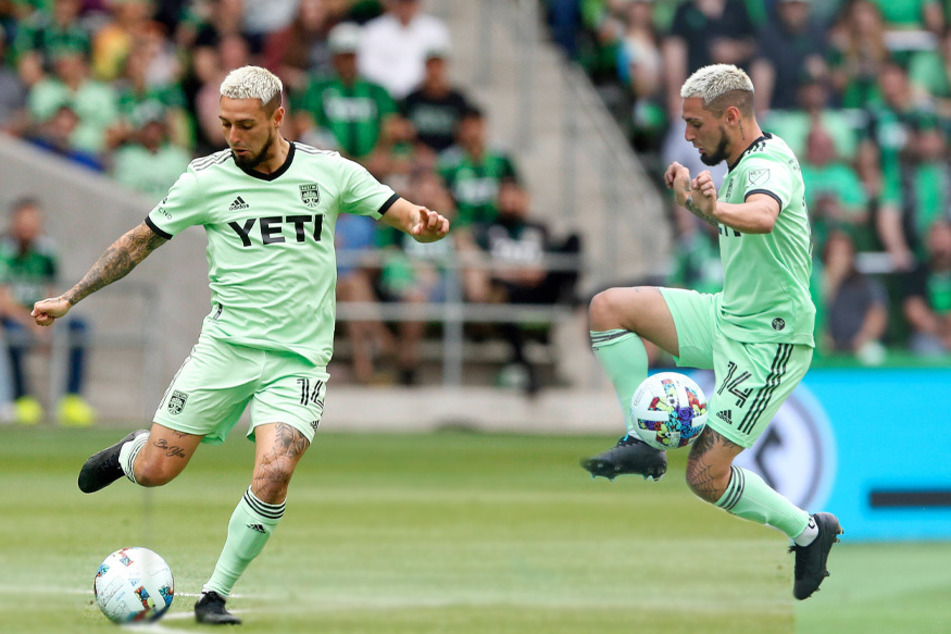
top-left (0, 198), bottom-right (95, 426)
top-left (827, 0), bottom-right (890, 109)
top-left (26, 47), bottom-right (120, 157)
top-left (878, 116), bottom-right (951, 266)
top-left (869, 0), bottom-right (943, 32)
top-left (291, 22), bottom-right (397, 174)
top-left (12, 0), bottom-right (89, 85)
top-left (111, 105), bottom-right (191, 199)
top-left (437, 104), bottom-right (519, 228)
top-left (800, 126), bottom-right (873, 250)
top-left (114, 38), bottom-right (193, 151)
top-left (857, 62), bottom-right (934, 206)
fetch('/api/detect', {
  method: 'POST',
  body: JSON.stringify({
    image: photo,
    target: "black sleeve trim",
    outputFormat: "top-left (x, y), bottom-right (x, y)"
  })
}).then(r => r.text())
top-left (377, 193), bottom-right (400, 216)
top-left (145, 215), bottom-right (173, 240)
top-left (745, 188), bottom-right (783, 211)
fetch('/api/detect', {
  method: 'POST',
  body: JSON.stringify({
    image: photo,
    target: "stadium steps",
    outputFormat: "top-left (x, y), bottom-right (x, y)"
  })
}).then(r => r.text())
top-left (440, 0), bottom-right (671, 294)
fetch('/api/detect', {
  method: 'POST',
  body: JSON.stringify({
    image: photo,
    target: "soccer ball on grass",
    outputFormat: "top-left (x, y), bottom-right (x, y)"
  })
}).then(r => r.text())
top-left (630, 372), bottom-right (707, 450)
top-left (94, 547), bottom-right (174, 623)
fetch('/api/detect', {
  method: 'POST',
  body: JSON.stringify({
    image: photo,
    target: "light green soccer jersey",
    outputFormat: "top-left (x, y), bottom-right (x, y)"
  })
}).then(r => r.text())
top-left (146, 142), bottom-right (398, 366)
top-left (716, 133), bottom-right (815, 347)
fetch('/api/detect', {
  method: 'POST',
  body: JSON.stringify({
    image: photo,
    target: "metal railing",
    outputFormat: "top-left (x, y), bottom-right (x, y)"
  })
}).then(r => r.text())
top-left (334, 248), bottom-right (582, 385)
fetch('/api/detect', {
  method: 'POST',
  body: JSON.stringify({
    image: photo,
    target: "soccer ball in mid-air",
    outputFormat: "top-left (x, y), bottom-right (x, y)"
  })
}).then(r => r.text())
top-left (630, 372), bottom-right (708, 450)
top-left (94, 547), bottom-right (174, 623)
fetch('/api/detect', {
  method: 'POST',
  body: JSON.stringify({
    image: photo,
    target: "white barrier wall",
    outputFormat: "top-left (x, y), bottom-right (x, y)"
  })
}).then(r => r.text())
top-left (0, 134), bottom-right (210, 420)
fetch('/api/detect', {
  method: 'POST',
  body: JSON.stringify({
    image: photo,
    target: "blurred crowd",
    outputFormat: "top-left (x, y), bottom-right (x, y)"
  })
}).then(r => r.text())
top-left (1, 0), bottom-right (946, 415)
top-left (0, 0), bottom-right (581, 400)
top-left (550, 0), bottom-right (951, 363)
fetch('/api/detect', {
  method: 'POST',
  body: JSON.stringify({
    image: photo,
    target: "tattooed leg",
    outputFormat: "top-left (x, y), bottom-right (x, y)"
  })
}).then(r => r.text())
top-left (251, 423), bottom-right (311, 504)
top-left (134, 424), bottom-right (203, 487)
top-left (202, 422), bottom-right (308, 601)
top-left (686, 426), bottom-right (812, 539)
top-left (685, 427), bottom-right (744, 504)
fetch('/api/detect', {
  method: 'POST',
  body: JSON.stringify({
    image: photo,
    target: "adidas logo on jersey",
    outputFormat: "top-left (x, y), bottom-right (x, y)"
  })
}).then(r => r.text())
top-left (229, 196), bottom-right (250, 211)
top-left (246, 523), bottom-right (266, 534)
top-left (716, 410), bottom-right (733, 425)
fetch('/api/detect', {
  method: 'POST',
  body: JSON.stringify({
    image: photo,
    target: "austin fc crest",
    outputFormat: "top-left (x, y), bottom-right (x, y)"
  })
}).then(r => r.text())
top-left (300, 183), bottom-right (320, 208)
top-left (168, 390), bottom-right (188, 415)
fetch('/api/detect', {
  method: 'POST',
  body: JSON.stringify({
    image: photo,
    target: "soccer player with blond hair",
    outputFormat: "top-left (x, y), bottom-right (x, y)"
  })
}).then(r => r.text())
top-left (33, 65), bottom-right (450, 624)
top-left (581, 64), bottom-right (841, 600)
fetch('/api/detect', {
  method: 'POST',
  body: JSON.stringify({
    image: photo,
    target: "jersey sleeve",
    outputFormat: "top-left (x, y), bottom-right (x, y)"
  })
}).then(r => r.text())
top-left (146, 169), bottom-right (207, 238)
top-left (339, 157), bottom-right (397, 218)
top-left (734, 154), bottom-right (795, 210)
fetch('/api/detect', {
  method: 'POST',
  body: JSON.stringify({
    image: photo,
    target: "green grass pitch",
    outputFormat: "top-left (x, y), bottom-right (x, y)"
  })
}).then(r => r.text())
top-left (0, 427), bottom-right (947, 633)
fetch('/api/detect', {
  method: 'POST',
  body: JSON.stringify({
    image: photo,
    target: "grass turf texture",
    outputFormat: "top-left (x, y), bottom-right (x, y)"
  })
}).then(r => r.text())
top-left (4, 427), bottom-right (933, 634)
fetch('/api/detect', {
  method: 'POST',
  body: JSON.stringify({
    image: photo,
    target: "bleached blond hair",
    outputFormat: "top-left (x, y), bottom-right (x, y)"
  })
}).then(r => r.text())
top-left (681, 64), bottom-right (754, 115)
top-left (220, 66), bottom-right (283, 111)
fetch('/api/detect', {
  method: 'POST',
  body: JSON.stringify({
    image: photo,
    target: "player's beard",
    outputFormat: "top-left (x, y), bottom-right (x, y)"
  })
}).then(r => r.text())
top-left (699, 128), bottom-right (730, 166)
top-left (231, 128), bottom-right (276, 170)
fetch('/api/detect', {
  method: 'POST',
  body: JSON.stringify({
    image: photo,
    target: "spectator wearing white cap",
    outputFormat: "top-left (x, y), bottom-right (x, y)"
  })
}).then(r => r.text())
top-left (291, 22), bottom-right (397, 171)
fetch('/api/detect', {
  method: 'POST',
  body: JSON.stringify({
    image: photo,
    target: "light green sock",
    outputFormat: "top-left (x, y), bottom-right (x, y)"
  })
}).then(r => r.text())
top-left (204, 487), bottom-right (284, 597)
top-left (590, 329), bottom-right (649, 433)
top-left (118, 432), bottom-right (149, 484)
top-left (716, 466), bottom-right (810, 539)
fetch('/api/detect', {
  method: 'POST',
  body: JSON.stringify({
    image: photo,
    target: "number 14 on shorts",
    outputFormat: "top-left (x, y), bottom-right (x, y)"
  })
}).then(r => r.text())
top-left (296, 377), bottom-right (325, 409)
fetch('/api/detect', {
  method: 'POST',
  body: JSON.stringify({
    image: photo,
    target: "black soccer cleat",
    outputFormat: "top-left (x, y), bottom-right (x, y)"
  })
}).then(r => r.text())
top-left (791, 512), bottom-right (844, 600)
top-left (77, 429), bottom-right (148, 494)
top-left (195, 590), bottom-right (242, 625)
top-left (580, 433), bottom-right (667, 481)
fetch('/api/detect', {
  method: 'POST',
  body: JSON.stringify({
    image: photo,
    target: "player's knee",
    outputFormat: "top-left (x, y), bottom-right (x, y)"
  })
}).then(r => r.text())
top-left (589, 288), bottom-right (625, 330)
top-left (133, 456), bottom-right (180, 487)
top-left (684, 455), bottom-right (732, 504)
top-left (251, 462), bottom-right (294, 504)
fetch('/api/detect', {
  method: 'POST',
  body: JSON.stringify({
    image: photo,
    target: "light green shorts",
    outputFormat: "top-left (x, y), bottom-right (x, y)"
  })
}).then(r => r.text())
top-left (153, 334), bottom-right (329, 445)
top-left (659, 288), bottom-right (813, 448)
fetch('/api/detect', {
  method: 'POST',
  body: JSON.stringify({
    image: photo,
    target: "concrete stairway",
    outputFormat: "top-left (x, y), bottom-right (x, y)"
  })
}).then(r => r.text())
top-left (436, 0), bottom-right (671, 293)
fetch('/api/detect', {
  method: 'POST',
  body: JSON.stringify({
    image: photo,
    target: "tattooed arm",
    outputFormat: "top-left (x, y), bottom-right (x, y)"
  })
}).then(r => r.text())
top-left (667, 163), bottom-right (779, 234)
top-left (683, 195), bottom-right (719, 228)
top-left (32, 221), bottom-right (168, 326)
top-left (665, 161), bottom-right (718, 227)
